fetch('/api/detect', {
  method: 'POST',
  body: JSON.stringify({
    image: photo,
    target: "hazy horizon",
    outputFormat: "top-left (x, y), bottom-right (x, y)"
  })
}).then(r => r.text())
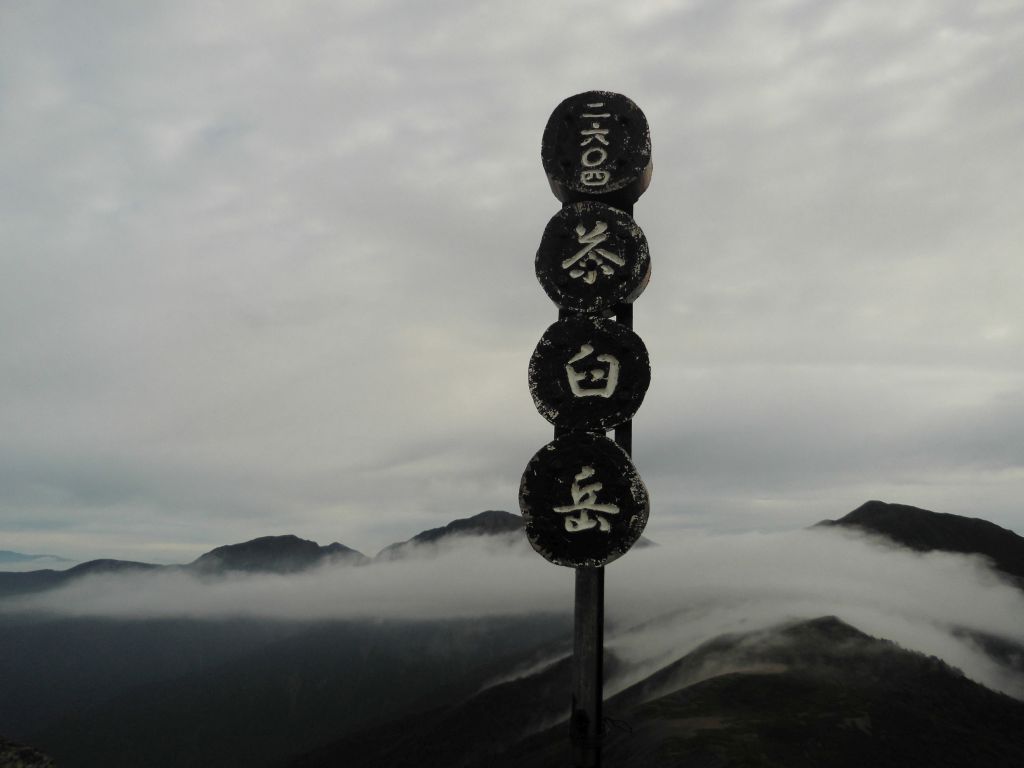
top-left (5, 497), bottom-right (1021, 569)
top-left (4, 526), bottom-right (1023, 703)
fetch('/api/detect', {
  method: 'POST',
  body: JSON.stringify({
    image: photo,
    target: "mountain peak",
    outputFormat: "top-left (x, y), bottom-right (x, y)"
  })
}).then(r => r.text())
top-left (376, 510), bottom-right (524, 561)
top-left (818, 500), bottom-right (1024, 582)
top-left (191, 535), bottom-right (368, 574)
top-left (65, 559), bottom-right (162, 577)
top-left (412, 510), bottom-right (524, 542)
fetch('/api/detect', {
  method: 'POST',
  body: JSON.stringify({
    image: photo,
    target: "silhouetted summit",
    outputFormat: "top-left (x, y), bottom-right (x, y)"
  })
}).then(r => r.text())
top-left (65, 559), bottom-right (162, 577)
top-left (818, 500), bottom-right (1024, 582)
top-left (376, 510), bottom-right (524, 560)
top-left (413, 510), bottom-right (525, 542)
top-left (191, 535), bottom-right (368, 574)
top-left (0, 550), bottom-right (70, 566)
top-left (0, 558), bottom-right (163, 599)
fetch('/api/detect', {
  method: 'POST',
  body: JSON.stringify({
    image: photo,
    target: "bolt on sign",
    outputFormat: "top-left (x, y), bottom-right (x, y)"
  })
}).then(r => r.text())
top-left (521, 90), bottom-right (653, 570)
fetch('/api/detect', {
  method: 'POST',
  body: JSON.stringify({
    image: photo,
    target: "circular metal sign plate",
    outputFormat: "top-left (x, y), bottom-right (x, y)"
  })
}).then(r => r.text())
top-left (541, 90), bottom-right (652, 205)
top-left (519, 432), bottom-right (649, 568)
top-left (535, 201), bottom-right (650, 315)
top-left (528, 317), bottom-right (650, 432)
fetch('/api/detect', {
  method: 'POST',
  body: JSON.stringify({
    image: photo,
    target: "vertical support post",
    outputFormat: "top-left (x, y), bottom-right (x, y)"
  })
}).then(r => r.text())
top-left (614, 303), bottom-right (634, 455)
top-left (570, 246), bottom-right (634, 766)
top-left (572, 566), bottom-right (605, 767)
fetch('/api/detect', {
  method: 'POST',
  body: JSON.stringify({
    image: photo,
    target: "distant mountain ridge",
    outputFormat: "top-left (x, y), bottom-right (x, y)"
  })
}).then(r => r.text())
top-left (191, 535), bottom-right (369, 574)
top-left (0, 536), bottom-right (370, 599)
top-left (0, 550), bottom-right (71, 566)
top-left (0, 512), bottom-right (525, 599)
top-left (7, 502), bottom-right (1021, 601)
top-left (375, 510), bottom-right (524, 560)
top-left (0, 559), bottom-right (164, 599)
top-left (817, 500), bottom-right (1024, 583)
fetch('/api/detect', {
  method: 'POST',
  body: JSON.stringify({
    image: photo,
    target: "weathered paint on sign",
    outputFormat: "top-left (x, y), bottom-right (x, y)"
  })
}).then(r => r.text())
top-left (541, 90), bottom-right (652, 205)
top-left (528, 316), bottom-right (650, 432)
top-left (519, 432), bottom-right (649, 568)
top-left (535, 201), bottom-right (650, 315)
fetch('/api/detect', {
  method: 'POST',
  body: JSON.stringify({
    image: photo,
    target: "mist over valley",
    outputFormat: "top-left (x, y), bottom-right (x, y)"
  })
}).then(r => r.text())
top-left (2, 502), bottom-right (1023, 766)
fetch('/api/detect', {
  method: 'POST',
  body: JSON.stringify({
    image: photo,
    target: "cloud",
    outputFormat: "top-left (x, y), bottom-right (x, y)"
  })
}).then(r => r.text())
top-left (6, 527), bottom-right (1023, 698)
top-left (605, 528), bottom-right (1024, 697)
top-left (1, 0), bottom-right (1023, 560)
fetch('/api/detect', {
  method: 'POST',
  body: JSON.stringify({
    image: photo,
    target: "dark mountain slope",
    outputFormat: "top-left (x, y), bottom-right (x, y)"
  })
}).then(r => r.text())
top-left (0, 559), bottom-right (162, 599)
top-left (287, 616), bottom-right (1024, 767)
top-left (816, 501), bottom-right (1024, 680)
top-left (0, 536), bottom-right (369, 599)
top-left (0, 617), bottom-right (310, 745)
top-left (32, 614), bottom-right (570, 768)
top-left (487, 616), bottom-right (1024, 768)
top-left (817, 500), bottom-right (1024, 582)
top-left (288, 646), bottom-right (623, 768)
top-left (375, 510), bottom-right (525, 560)
top-left (189, 534), bottom-right (368, 574)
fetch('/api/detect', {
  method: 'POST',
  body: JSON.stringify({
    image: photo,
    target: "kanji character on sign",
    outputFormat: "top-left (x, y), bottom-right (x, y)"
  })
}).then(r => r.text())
top-left (553, 466), bottom-right (620, 533)
top-left (579, 101), bottom-right (612, 187)
top-left (565, 344), bottom-right (620, 399)
top-left (561, 221), bottom-right (626, 284)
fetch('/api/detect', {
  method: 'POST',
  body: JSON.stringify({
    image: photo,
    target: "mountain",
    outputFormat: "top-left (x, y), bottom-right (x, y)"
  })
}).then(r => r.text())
top-left (288, 641), bottom-right (598, 768)
top-left (0, 559), bottom-right (163, 599)
top-left (375, 510), bottom-right (526, 560)
top-left (816, 500), bottom-right (1024, 583)
top-left (288, 616), bottom-right (1024, 767)
top-left (25, 615), bottom-right (570, 768)
top-left (817, 500), bottom-right (1024, 696)
top-left (0, 617), bottom-right (316, 751)
top-left (375, 510), bottom-right (653, 561)
top-left (190, 535), bottom-right (369, 574)
top-left (0, 536), bottom-right (369, 599)
top-left (4, 504), bottom-right (1023, 767)
top-left (583, 616), bottom-right (1024, 768)
top-left (0, 551), bottom-right (72, 569)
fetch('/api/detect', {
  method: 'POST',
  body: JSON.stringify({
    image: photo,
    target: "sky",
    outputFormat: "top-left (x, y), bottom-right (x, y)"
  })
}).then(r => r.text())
top-left (1, 0), bottom-right (1022, 564)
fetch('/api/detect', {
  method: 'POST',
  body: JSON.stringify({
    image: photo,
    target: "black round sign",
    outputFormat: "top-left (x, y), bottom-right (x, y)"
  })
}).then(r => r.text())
top-left (519, 432), bottom-right (649, 568)
top-left (536, 201), bottom-right (650, 315)
top-left (541, 91), bottom-right (652, 205)
top-left (528, 317), bottom-right (650, 431)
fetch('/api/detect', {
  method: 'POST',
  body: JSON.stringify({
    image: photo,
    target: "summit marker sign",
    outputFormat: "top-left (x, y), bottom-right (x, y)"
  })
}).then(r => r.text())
top-left (522, 90), bottom-right (653, 569)
top-left (541, 91), bottom-right (652, 205)
top-left (520, 90), bottom-right (655, 768)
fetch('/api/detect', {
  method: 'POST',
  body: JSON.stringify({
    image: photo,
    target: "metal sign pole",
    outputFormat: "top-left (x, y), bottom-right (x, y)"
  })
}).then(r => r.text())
top-left (571, 234), bottom-right (635, 768)
top-left (572, 565), bottom-right (604, 767)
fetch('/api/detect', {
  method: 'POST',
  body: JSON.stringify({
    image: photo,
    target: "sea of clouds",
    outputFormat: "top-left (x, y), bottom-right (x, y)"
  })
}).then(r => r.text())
top-left (5, 526), bottom-right (1023, 698)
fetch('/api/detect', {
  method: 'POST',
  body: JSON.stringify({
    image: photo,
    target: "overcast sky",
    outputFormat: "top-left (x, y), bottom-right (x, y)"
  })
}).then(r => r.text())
top-left (1, 0), bottom-right (1022, 563)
